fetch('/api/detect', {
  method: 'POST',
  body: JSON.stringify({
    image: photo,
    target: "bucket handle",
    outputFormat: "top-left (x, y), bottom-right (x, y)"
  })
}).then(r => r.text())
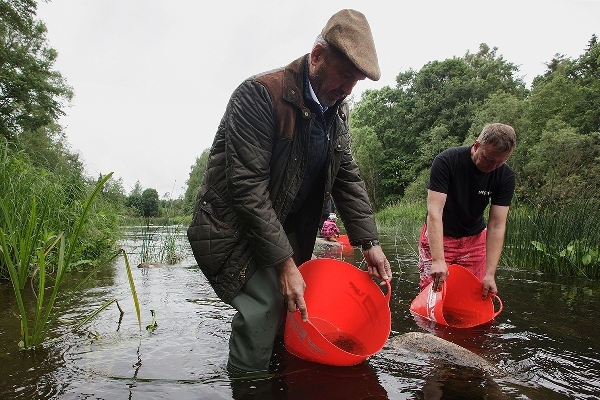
top-left (491, 294), bottom-right (503, 318)
top-left (362, 271), bottom-right (392, 302)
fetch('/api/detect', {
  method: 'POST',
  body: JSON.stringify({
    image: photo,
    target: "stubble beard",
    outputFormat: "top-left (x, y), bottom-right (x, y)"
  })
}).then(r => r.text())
top-left (311, 63), bottom-right (338, 108)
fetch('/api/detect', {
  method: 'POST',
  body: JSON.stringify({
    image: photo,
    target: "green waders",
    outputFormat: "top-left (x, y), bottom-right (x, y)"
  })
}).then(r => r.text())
top-left (227, 264), bottom-right (286, 375)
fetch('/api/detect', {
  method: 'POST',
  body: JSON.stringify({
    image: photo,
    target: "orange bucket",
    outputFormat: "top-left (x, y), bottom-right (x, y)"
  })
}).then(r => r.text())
top-left (336, 234), bottom-right (351, 246)
top-left (409, 264), bottom-right (503, 328)
top-left (284, 258), bottom-right (391, 366)
top-left (336, 234), bottom-right (353, 253)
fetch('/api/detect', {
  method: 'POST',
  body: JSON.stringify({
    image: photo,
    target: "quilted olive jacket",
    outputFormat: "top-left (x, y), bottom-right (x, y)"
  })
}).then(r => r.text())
top-left (187, 55), bottom-right (378, 303)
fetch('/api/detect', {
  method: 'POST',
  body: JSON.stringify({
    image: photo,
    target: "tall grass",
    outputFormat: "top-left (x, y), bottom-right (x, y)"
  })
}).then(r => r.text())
top-left (0, 174), bottom-right (115, 348)
top-left (135, 222), bottom-right (186, 265)
top-left (375, 201), bottom-right (426, 238)
top-left (503, 198), bottom-right (600, 277)
top-left (0, 145), bottom-right (121, 279)
top-left (1, 146), bottom-right (136, 348)
top-left (373, 197), bottom-right (600, 279)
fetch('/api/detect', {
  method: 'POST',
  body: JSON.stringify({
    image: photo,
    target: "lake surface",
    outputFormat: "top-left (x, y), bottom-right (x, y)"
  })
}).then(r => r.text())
top-left (0, 227), bottom-right (599, 399)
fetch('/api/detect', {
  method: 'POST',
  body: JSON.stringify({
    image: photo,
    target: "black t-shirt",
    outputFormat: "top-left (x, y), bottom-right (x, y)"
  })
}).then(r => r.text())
top-left (427, 146), bottom-right (515, 237)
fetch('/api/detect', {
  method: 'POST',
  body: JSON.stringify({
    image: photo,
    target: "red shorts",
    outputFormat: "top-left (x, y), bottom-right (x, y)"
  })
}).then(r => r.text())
top-left (417, 223), bottom-right (487, 291)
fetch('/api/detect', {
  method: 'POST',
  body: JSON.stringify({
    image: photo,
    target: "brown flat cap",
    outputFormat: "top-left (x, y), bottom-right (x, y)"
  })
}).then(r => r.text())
top-left (321, 9), bottom-right (380, 81)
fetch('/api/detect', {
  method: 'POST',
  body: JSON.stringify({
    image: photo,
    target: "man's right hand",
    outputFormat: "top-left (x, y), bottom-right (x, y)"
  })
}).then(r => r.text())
top-left (430, 260), bottom-right (449, 292)
top-left (275, 257), bottom-right (308, 322)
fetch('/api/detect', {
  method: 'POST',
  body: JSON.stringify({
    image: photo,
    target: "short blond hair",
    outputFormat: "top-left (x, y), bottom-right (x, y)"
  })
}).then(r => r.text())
top-left (478, 123), bottom-right (516, 153)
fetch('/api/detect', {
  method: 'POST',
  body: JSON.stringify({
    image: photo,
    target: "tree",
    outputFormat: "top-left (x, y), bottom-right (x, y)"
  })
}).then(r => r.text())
top-left (140, 188), bottom-right (159, 218)
top-left (530, 36), bottom-right (600, 136)
top-left (351, 85), bottom-right (416, 206)
top-left (0, 0), bottom-right (73, 140)
top-left (126, 181), bottom-right (144, 216)
top-left (98, 175), bottom-right (127, 208)
top-left (527, 73), bottom-right (583, 137)
top-left (520, 121), bottom-right (600, 204)
top-left (349, 124), bottom-right (384, 209)
top-left (574, 35), bottom-right (600, 134)
top-left (183, 149), bottom-right (210, 214)
top-left (15, 122), bottom-right (83, 174)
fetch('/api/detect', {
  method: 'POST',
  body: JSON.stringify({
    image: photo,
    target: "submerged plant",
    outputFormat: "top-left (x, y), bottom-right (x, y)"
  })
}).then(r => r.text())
top-left (137, 220), bottom-right (185, 265)
top-left (146, 310), bottom-right (158, 333)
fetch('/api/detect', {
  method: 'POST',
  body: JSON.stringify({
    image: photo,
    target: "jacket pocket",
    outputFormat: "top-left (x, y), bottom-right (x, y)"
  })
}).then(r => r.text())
top-left (187, 187), bottom-right (241, 277)
top-left (333, 132), bottom-right (350, 153)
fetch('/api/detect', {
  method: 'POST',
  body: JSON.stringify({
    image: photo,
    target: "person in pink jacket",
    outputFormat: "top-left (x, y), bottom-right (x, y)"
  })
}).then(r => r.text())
top-left (321, 213), bottom-right (341, 241)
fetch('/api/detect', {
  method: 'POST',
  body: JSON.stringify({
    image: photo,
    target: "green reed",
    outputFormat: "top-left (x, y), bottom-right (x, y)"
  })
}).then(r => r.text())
top-left (134, 194), bottom-right (187, 265)
top-left (69, 248), bottom-right (141, 334)
top-left (503, 198), bottom-right (600, 277)
top-left (0, 173), bottom-right (142, 348)
top-left (0, 173), bottom-right (109, 347)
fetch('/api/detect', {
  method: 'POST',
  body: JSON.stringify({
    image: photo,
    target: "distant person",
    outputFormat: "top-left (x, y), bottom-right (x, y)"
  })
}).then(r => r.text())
top-left (418, 123), bottom-right (517, 299)
top-left (319, 194), bottom-right (336, 234)
top-left (321, 213), bottom-right (341, 241)
top-left (187, 9), bottom-right (392, 377)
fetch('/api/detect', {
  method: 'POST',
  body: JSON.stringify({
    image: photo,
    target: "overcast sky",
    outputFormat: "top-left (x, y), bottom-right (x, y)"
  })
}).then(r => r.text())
top-left (36, 0), bottom-right (600, 198)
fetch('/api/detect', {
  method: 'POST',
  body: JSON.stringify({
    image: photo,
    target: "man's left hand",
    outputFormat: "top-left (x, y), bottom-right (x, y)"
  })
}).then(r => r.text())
top-left (363, 245), bottom-right (392, 285)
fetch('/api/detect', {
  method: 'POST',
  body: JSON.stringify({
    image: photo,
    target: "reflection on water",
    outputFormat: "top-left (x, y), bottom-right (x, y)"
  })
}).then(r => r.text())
top-left (0, 229), bottom-right (598, 399)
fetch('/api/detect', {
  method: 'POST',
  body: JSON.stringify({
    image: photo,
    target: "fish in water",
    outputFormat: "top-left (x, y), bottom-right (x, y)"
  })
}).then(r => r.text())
top-left (389, 332), bottom-right (502, 376)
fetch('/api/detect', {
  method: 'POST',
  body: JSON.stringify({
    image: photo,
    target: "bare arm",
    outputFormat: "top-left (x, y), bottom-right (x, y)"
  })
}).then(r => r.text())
top-left (427, 189), bottom-right (448, 291)
top-left (482, 204), bottom-right (509, 298)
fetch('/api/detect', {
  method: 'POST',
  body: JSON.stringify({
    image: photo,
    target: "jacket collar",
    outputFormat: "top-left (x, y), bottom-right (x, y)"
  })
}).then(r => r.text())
top-left (282, 55), bottom-right (307, 108)
top-left (282, 54), bottom-right (345, 114)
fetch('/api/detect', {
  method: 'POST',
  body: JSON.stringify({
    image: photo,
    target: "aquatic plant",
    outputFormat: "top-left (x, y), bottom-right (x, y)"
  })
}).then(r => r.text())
top-left (375, 201), bottom-right (426, 233)
top-left (0, 173), bottom-right (142, 348)
top-left (135, 188), bottom-right (186, 265)
top-left (71, 248), bottom-right (141, 333)
top-left (503, 197), bottom-right (600, 277)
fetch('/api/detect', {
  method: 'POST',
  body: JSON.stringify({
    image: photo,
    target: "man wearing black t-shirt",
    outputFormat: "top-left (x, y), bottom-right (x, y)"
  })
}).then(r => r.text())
top-left (418, 123), bottom-right (517, 299)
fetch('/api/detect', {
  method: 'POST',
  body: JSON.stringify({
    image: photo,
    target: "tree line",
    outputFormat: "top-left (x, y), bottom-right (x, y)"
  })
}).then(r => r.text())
top-left (349, 40), bottom-right (600, 211)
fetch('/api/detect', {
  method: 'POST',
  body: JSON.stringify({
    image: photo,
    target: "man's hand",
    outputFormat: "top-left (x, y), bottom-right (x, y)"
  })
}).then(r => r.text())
top-left (430, 260), bottom-right (449, 292)
top-left (481, 274), bottom-right (498, 299)
top-left (363, 245), bottom-right (392, 285)
top-left (275, 257), bottom-right (308, 322)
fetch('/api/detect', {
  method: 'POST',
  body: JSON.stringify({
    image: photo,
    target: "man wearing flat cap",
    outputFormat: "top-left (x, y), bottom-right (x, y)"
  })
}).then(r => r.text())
top-left (188, 9), bottom-right (391, 376)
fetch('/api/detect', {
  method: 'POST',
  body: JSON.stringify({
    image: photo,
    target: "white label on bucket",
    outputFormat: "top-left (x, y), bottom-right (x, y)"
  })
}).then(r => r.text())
top-left (426, 286), bottom-right (437, 322)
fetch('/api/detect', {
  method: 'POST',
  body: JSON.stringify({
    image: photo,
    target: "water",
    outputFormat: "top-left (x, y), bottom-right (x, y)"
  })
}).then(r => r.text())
top-left (1, 228), bottom-right (599, 399)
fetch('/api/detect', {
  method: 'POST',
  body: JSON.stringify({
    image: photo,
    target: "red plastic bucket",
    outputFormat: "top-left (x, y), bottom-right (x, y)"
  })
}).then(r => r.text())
top-left (409, 264), bottom-right (503, 328)
top-left (284, 258), bottom-right (391, 366)
top-left (336, 234), bottom-right (350, 246)
top-left (336, 234), bottom-right (353, 253)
